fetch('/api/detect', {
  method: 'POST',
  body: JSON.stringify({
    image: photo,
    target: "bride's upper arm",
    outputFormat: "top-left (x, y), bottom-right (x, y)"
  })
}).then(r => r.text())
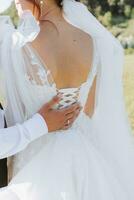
top-left (16, 10), bottom-right (40, 47)
top-left (0, 13), bottom-right (38, 48)
top-left (15, 0), bottom-right (34, 17)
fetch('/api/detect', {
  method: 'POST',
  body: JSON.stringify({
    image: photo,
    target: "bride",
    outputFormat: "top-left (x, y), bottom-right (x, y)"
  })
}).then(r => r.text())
top-left (1, 0), bottom-right (134, 199)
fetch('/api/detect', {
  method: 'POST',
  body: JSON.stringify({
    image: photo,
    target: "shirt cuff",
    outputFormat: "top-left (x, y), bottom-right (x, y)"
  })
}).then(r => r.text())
top-left (23, 113), bottom-right (48, 141)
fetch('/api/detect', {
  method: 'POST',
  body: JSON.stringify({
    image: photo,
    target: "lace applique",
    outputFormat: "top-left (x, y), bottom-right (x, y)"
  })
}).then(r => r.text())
top-left (23, 40), bottom-right (99, 109)
top-left (24, 45), bottom-right (55, 89)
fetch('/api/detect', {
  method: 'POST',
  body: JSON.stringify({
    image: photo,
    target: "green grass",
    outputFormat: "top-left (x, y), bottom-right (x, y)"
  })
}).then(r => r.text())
top-left (123, 54), bottom-right (134, 131)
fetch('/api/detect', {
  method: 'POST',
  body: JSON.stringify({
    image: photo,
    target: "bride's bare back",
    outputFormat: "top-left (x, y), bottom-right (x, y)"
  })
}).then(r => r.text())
top-left (31, 14), bottom-right (96, 116)
top-left (32, 19), bottom-right (93, 88)
top-left (15, 0), bottom-right (96, 116)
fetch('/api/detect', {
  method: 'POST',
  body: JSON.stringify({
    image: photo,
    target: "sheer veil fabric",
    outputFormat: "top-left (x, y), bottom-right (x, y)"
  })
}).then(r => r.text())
top-left (0, 0), bottom-right (134, 199)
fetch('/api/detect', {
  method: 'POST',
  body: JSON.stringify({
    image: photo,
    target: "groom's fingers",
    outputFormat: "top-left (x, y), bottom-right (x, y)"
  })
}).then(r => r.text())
top-left (66, 107), bottom-right (82, 119)
top-left (61, 107), bottom-right (82, 130)
top-left (45, 94), bottom-right (62, 110)
top-left (58, 103), bottom-right (82, 129)
top-left (61, 102), bottom-right (81, 115)
top-left (64, 108), bottom-right (81, 126)
top-left (38, 96), bottom-right (82, 132)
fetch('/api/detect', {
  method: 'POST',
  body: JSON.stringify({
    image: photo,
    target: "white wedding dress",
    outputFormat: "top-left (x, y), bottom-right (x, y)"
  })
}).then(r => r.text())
top-left (1, 0), bottom-right (134, 199)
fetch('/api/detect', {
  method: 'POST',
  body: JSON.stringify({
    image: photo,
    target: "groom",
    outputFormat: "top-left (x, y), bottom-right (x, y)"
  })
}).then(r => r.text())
top-left (0, 103), bottom-right (7, 188)
top-left (0, 95), bottom-right (81, 188)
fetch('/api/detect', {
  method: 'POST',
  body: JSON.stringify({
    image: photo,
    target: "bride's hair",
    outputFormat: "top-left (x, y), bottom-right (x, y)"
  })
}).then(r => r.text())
top-left (26, 0), bottom-right (80, 18)
top-left (26, 0), bottom-right (80, 33)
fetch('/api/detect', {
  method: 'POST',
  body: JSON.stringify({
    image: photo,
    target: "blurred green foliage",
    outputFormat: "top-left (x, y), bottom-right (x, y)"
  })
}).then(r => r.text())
top-left (0, 0), bottom-right (134, 50)
top-left (0, 2), bottom-right (18, 26)
top-left (123, 54), bottom-right (134, 131)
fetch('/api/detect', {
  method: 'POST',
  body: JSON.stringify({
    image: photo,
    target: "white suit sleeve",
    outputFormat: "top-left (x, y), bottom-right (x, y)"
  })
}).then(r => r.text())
top-left (0, 112), bottom-right (48, 159)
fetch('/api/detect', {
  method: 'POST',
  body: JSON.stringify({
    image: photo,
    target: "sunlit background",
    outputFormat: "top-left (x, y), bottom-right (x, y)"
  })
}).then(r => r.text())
top-left (0, 0), bottom-right (134, 131)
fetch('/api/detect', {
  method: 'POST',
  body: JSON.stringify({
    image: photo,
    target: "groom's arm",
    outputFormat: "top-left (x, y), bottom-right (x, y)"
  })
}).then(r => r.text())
top-left (0, 111), bottom-right (48, 159)
top-left (0, 95), bottom-right (81, 159)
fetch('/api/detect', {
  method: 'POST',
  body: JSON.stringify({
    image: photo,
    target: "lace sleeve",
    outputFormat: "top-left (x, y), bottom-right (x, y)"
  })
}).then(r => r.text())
top-left (0, 10), bottom-right (39, 47)
top-left (15, 10), bottom-right (40, 48)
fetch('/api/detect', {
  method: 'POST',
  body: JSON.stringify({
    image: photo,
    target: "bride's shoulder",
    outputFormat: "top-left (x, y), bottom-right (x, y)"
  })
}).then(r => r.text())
top-left (0, 11), bottom-right (40, 47)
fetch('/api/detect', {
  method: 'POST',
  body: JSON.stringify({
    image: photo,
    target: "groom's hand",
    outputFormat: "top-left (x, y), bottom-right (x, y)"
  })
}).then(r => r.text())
top-left (38, 94), bottom-right (82, 132)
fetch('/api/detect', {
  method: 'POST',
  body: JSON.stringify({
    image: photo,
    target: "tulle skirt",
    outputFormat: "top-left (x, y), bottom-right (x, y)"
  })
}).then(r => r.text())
top-left (2, 113), bottom-right (130, 200)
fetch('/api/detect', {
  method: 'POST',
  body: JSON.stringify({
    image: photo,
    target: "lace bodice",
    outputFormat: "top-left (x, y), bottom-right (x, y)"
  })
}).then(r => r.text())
top-left (10, 40), bottom-right (99, 175)
top-left (22, 39), bottom-right (99, 118)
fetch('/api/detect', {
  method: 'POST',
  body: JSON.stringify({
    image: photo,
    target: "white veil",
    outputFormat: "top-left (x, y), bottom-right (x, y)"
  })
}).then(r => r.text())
top-left (0, 0), bottom-right (134, 198)
top-left (62, 1), bottom-right (134, 198)
top-left (63, 1), bottom-right (134, 197)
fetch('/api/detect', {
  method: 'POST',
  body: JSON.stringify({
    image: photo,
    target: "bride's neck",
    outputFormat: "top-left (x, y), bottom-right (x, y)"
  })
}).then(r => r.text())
top-left (39, 0), bottom-right (62, 21)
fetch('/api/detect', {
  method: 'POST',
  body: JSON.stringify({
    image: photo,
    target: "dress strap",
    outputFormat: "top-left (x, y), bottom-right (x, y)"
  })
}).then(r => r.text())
top-left (86, 39), bottom-right (100, 90)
